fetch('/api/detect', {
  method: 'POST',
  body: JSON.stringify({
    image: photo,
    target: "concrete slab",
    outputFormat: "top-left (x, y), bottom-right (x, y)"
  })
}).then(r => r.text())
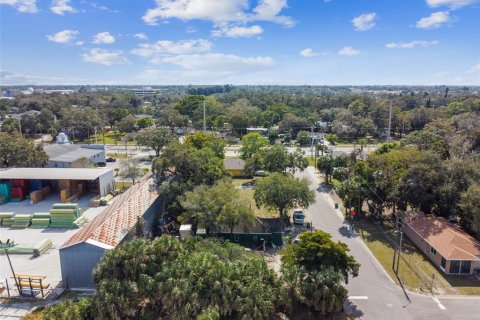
top-left (0, 195), bottom-right (113, 294)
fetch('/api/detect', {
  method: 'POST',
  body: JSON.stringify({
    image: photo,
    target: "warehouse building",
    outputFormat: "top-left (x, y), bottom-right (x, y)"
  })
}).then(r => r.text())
top-left (59, 174), bottom-right (162, 290)
top-left (44, 144), bottom-right (106, 168)
top-left (0, 168), bottom-right (115, 203)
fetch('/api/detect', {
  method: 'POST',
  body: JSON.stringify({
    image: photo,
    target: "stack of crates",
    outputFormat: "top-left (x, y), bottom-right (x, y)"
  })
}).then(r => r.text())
top-left (49, 203), bottom-right (81, 228)
top-left (0, 212), bottom-right (14, 226)
top-left (11, 179), bottom-right (29, 202)
top-left (12, 214), bottom-right (32, 228)
top-left (30, 212), bottom-right (51, 228)
top-left (0, 182), bottom-right (12, 204)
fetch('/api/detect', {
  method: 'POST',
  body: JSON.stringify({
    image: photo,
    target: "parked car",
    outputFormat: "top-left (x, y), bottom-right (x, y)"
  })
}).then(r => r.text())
top-left (293, 208), bottom-right (305, 225)
top-left (97, 162), bottom-right (107, 167)
top-left (254, 170), bottom-right (269, 176)
top-left (106, 157), bottom-right (116, 162)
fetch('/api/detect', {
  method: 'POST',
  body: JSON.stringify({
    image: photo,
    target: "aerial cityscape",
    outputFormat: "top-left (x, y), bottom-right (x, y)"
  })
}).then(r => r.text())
top-left (1, 1), bottom-right (480, 319)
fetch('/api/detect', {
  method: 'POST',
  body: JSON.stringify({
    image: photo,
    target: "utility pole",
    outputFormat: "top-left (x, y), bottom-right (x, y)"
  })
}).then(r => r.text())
top-left (357, 181), bottom-right (362, 217)
top-left (203, 101), bottom-right (206, 132)
top-left (396, 231), bottom-right (403, 273)
top-left (310, 126), bottom-right (314, 158)
top-left (0, 240), bottom-right (19, 291)
top-left (387, 100), bottom-right (393, 143)
top-left (18, 117), bottom-right (22, 138)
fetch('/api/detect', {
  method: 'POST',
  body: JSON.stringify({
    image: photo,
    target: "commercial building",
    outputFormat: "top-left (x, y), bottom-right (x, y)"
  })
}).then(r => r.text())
top-left (401, 214), bottom-right (480, 275)
top-left (59, 175), bottom-right (162, 289)
top-left (0, 167), bottom-right (114, 199)
top-left (44, 144), bottom-right (106, 168)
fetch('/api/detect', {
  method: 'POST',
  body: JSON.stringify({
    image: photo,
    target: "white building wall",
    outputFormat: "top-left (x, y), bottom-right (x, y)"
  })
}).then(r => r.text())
top-left (97, 170), bottom-right (115, 196)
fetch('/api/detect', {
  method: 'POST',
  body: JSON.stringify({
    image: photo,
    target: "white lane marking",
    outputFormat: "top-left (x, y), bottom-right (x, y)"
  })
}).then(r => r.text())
top-left (432, 296), bottom-right (447, 310)
top-left (348, 296), bottom-right (369, 300)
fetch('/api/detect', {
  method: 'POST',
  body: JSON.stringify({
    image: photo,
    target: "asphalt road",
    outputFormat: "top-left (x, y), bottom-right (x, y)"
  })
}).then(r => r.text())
top-left (298, 167), bottom-right (480, 320)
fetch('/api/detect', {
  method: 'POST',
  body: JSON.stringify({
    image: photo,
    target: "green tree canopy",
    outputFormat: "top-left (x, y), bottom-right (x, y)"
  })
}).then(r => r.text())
top-left (254, 173), bottom-right (315, 221)
top-left (239, 132), bottom-right (268, 159)
top-left (185, 132), bottom-right (226, 158)
top-left (93, 236), bottom-right (282, 320)
top-left (0, 133), bottom-right (48, 168)
top-left (281, 230), bottom-right (360, 283)
top-left (136, 128), bottom-right (172, 156)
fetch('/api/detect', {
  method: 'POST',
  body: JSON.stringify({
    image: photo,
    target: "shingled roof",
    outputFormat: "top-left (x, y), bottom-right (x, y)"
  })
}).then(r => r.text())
top-left (61, 174), bottom-right (158, 249)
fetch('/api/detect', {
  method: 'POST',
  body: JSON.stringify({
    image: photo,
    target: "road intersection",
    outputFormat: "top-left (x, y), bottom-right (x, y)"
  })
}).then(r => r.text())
top-left (298, 167), bottom-right (480, 319)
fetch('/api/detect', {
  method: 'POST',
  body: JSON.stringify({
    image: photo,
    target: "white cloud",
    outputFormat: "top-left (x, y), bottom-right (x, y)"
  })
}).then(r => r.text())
top-left (299, 48), bottom-right (317, 58)
top-left (385, 40), bottom-right (439, 49)
top-left (0, 0), bottom-right (38, 13)
top-left (46, 30), bottom-right (79, 44)
top-left (134, 33), bottom-right (148, 40)
top-left (338, 47), bottom-right (360, 56)
top-left (138, 53), bottom-right (275, 83)
top-left (212, 25), bottom-right (263, 38)
top-left (92, 32), bottom-right (116, 44)
top-left (82, 48), bottom-right (130, 66)
top-left (352, 12), bottom-right (376, 31)
top-left (132, 39), bottom-right (213, 62)
top-left (142, 0), bottom-right (294, 27)
top-left (50, 0), bottom-right (76, 15)
top-left (0, 70), bottom-right (85, 85)
top-left (416, 11), bottom-right (450, 29)
top-left (426, 0), bottom-right (477, 10)
top-left (466, 63), bottom-right (480, 74)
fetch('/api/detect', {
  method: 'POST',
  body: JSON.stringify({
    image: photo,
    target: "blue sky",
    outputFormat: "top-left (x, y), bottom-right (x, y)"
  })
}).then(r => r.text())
top-left (1, 0), bottom-right (479, 85)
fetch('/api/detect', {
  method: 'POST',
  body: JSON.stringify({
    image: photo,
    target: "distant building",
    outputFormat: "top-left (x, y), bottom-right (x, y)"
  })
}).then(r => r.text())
top-left (401, 213), bottom-right (480, 275)
top-left (224, 158), bottom-right (246, 177)
top-left (44, 143), bottom-right (106, 168)
top-left (246, 127), bottom-right (268, 135)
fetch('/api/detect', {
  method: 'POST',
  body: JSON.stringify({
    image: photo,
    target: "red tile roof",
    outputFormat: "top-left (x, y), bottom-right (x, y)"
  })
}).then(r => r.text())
top-left (61, 174), bottom-right (158, 249)
top-left (403, 215), bottom-right (480, 261)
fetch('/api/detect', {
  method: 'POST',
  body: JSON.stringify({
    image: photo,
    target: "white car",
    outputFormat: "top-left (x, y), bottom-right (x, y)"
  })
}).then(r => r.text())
top-left (293, 209), bottom-right (305, 225)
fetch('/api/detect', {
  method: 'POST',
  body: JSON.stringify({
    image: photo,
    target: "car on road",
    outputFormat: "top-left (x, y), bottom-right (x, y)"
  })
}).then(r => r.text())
top-left (293, 208), bottom-right (305, 225)
top-left (106, 157), bottom-right (116, 162)
top-left (96, 162), bottom-right (107, 167)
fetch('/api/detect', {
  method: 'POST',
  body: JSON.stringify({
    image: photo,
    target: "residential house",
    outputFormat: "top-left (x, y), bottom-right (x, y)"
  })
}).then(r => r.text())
top-left (224, 158), bottom-right (246, 177)
top-left (401, 214), bottom-right (480, 275)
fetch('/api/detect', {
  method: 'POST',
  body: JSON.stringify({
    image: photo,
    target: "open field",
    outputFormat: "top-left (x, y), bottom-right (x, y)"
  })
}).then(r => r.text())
top-left (82, 132), bottom-right (137, 145)
top-left (355, 218), bottom-right (480, 295)
top-left (231, 178), bottom-right (278, 218)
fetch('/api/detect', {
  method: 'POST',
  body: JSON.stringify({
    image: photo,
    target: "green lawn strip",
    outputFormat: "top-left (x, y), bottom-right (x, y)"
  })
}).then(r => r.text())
top-left (106, 153), bottom-right (129, 159)
top-left (355, 219), bottom-right (480, 295)
top-left (232, 178), bottom-right (278, 218)
top-left (115, 181), bottom-right (133, 191)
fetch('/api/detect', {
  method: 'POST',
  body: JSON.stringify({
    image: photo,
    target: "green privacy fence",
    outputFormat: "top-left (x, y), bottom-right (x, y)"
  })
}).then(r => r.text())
top-left (206, 232), bottom-right (283, 248)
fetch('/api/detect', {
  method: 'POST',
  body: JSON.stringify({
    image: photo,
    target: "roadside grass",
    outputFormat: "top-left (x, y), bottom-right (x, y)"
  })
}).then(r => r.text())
top-left (107, 153), bottom-right (129, 159)
top-left (115, 181), bottom-right (133, 191)
top-left (232, 178), bottom-right (278, 218)
top-left (83, 132), bottom-right (137, 145)
top-left (306, 156), bottom-right (316, 166)
top-left (355, 218), bottom-right (480, 295)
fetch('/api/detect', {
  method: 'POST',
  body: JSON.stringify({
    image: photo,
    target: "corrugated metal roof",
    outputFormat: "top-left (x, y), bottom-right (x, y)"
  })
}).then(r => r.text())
top-left (404, 216), bottom-right (480, 261)
top-left (61, 174), bottom-right (158, 249)
top-left (0, 168), bottom-right (112, 180)
top-left (44, 144), bottom-right (103, 162)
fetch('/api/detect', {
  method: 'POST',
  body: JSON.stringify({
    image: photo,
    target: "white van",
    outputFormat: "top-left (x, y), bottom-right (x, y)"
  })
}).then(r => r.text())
top-left (293, 209), bottom-right (305, 225)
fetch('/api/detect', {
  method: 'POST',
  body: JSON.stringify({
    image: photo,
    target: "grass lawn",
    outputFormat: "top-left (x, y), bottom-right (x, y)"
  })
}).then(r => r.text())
top-left (355, 218), bottom-right (480, 295)
top-left (107, 153), bottom-right (129, 159)
top-left (83, 132), bottom-right (137, 145)
top-left (232, 178), bottom-right (278, 218)
top-left (115, 181), bottom-right (133, 191)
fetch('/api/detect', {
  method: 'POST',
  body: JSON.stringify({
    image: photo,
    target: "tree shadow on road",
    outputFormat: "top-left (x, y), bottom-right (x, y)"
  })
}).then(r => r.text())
top-left (342, 300), bottom-right (364, 319)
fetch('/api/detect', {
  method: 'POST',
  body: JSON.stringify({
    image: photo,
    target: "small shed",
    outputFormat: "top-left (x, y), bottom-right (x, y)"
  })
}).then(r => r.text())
top-left (224, 158), bottom-right (246, 177)
top-left (59, 174), bottom-right (162, 290)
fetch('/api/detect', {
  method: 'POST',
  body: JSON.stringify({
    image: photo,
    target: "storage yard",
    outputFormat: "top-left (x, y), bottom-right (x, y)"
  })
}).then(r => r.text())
top-left (0, 168), bottom-right (117, 297)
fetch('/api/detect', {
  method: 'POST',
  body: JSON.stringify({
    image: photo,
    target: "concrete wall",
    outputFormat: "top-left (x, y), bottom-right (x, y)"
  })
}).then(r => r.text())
top-left (98, 170), bottom-right (115, 196)
top-left (59, 242), bottom-right (106, 290)
top-left (402, 223), bottom-right (444, 271)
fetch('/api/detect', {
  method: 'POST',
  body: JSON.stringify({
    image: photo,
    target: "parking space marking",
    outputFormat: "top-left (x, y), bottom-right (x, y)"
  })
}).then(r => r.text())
top-left (432, 296), bottom-right (446, 310)
top-left (348, 296), bottom-right (369, 300)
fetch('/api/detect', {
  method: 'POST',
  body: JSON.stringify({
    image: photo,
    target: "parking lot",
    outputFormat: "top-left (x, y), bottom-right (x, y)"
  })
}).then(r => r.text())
top-left (0, 195), bottom-right (110, 295)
